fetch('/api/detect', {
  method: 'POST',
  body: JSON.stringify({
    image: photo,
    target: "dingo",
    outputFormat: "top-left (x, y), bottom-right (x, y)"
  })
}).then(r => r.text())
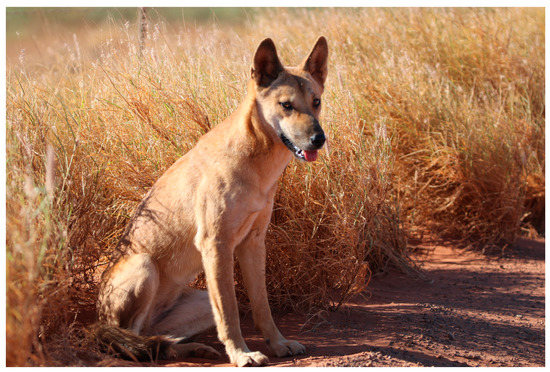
top-left (97, 37), bottom-right (328, 366)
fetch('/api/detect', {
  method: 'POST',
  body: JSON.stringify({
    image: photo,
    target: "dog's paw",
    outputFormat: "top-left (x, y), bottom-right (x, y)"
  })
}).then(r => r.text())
top-left (268, 338), bottom-right (306, 357)
top-left (190, 344), bottom-right (221, 359)
top-left (169, 342), bottom-right (220, 360)
top-left (230, 350), bottom-right (269, 367)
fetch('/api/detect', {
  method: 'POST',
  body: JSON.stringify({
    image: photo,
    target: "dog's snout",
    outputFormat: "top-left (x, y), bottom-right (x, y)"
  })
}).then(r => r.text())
top-left (310, 132), bottom-right (326, 148)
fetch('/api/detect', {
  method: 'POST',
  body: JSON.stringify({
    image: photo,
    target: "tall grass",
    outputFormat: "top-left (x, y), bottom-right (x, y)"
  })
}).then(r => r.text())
top-left (6, 7), bottom-right (544, 365)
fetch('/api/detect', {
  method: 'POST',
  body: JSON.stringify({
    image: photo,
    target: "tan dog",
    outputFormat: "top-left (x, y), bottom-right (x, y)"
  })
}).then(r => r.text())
top-left (97, 37), bottom-right (328, 366)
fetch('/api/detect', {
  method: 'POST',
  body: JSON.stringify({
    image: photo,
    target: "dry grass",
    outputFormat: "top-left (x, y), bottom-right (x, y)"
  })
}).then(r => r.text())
top-left (6, 7), bottom-right (544, 366)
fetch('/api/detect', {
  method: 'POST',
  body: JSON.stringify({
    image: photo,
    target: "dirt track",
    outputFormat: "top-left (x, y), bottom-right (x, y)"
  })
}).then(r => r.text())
top-left (99, 238), bottom-right (545, 367)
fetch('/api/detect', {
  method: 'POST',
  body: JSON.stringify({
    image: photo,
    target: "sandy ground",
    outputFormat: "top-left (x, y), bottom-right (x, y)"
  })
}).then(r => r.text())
top-left (99, 237), bottom-right (545, 367)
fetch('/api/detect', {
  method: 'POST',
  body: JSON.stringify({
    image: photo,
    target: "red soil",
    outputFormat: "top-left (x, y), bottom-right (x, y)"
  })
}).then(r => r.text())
top-left (98, 237), bottom-right (545, 367)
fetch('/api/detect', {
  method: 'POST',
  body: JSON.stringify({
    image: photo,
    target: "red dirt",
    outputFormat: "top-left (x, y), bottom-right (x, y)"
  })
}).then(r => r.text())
top-left (98, 237), bottom-right (545, 367)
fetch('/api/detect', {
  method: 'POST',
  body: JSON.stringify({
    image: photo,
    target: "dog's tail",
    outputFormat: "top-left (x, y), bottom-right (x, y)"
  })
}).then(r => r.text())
top-left (90, 322), bottom-right (181, 362)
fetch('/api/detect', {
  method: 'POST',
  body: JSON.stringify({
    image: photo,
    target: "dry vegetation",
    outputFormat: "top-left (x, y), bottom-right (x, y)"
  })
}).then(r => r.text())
top-left (6, 7), bottom-right (544, 366)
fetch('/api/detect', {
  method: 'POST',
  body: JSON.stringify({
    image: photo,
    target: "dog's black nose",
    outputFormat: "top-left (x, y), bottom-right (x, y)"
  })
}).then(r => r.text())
top-left (310, 132), bottom-right (326, 148)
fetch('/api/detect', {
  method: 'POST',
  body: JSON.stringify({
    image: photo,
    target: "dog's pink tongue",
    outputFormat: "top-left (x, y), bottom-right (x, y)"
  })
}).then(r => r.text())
top-left (304, 150), bottom-right (318, 162)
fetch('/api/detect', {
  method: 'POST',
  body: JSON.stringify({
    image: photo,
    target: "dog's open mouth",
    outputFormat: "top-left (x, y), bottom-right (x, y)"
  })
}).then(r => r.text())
top-left (280, 133), bottom-right (318, 162)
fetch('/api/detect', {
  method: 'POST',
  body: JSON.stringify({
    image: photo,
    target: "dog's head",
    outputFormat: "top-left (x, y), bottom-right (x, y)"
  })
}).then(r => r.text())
top-left (251, 37), bottom-right (328, 162)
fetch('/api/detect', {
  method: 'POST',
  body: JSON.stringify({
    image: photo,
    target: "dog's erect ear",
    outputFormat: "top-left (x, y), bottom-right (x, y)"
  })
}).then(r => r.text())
top-left (301, 36), bottom-right (328, 88)
top-left (251, 38), bottom-right (284, 88)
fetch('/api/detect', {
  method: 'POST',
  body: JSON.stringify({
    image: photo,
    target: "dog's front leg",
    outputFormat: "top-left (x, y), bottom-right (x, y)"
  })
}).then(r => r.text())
top-left (200, 240), bottom-right (269, 367)
top-left (235, 217), bottom-right (306, 358)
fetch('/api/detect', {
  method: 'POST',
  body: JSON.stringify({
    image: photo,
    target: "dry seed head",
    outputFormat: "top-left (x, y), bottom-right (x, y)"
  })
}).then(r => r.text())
top-left (45, 144), bottom-right (57, 201)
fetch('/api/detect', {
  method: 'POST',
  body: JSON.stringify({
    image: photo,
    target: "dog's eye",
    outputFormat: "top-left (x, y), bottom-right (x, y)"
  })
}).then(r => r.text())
top-left (280, 101), bottom-right (293, 110)
top-left (313, 98), bottom-right (321, 108)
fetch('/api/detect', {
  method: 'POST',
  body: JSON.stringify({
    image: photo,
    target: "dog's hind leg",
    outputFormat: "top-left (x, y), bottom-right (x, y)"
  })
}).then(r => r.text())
top-left (99, 253), bottom-right (159, 334)
top-left (149, 289), bottom-right (220, 360)
top-left (150, 289), bottom-right (216, 339)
